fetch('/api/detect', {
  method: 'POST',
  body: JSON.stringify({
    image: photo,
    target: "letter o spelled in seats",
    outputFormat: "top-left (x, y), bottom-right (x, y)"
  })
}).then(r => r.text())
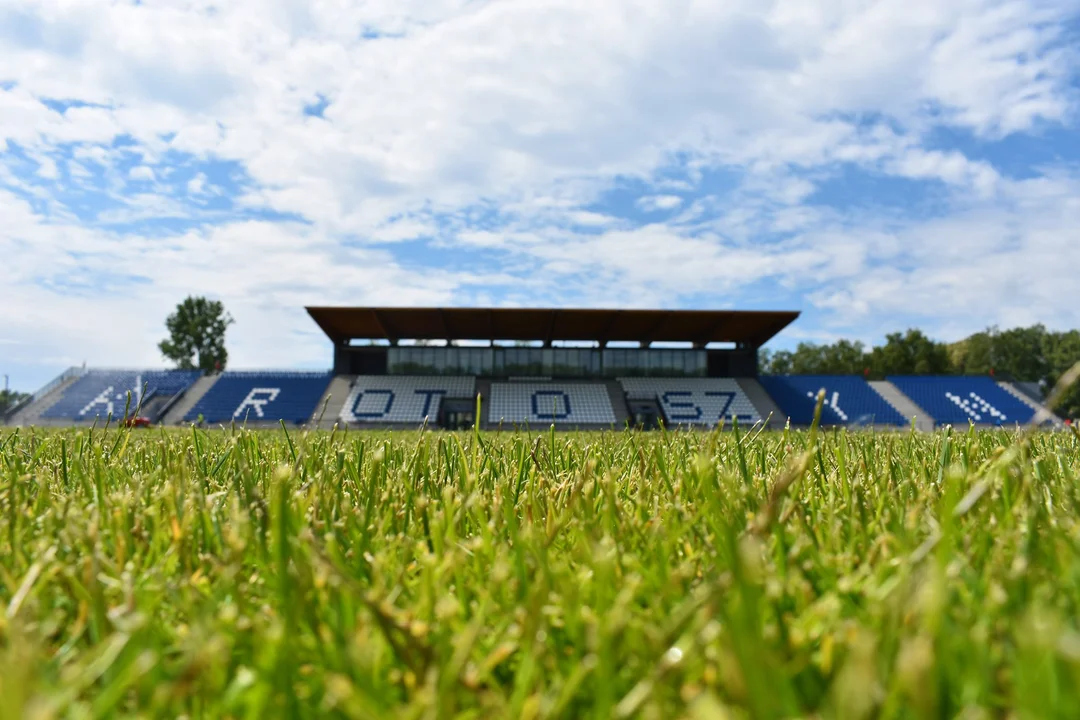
top-left (532, 390), bottom-right (572, 420)
top-left (351, 389), bottom-right (395, 419)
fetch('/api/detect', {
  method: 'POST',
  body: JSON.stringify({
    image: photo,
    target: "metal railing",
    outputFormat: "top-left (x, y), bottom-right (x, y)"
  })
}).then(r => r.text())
top-left (2, 366), bottom-right (87, 424)
top-left (153, 387), bottom-right (191, 424)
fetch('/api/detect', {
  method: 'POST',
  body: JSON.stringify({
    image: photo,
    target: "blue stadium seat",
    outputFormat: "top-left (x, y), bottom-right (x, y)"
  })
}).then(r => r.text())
top-left (489, 383), bottom-right (616, 425)
top-left (43, 370), bottom-right (201, 420)
top-left (887, 376), bottom-right (1035, 426)
top-left (619, 378), bottom-right (760, 426)
top-left (340, 376), bottom-right (476, 425)
top-left (185, 371), bottom-right (332, 424)
top-left (758, 375), bottom-right (906, 426)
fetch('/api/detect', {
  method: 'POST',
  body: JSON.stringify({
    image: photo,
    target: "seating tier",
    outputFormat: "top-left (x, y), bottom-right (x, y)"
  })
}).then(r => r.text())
top-left (758, 375), bottom-right (906, 426)
top-left (488, 382), bottom-right (615, 425)
top-left (43, 370), bottom-right (201, 420)
top-left (618, 378), bottom-right (759, 426)
top-left (185, 371), bottom-right (332, 424)
top-left (886, 376), bottom-right (1035, 426)
top-left (339, 376), bottom-right (476, 424)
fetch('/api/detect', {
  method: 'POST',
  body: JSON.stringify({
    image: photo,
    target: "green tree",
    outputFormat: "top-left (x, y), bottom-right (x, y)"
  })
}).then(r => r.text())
top-left (952, 326), bottom-right (1050, 381)
top-left (159, 296), bottom-right (234, 372)
top-left (0, 389), bottom-right (30, 415)
top-left (758, 348), bottom-right (794, 375)
top-left (995, 326), bottom-right (1052, 381)
top-left (869, 329), bottom-right (951, 376)
top-left (786, 343), bottom-right (827, 374)
top-left (818, 339), bottom-right (869, 375)
top-left (1043, 330), bottom-right (1080, 419)
top-left (948, 332), bottom-right (992, 375)
top-left (761, 340), bottom-right (869, 375)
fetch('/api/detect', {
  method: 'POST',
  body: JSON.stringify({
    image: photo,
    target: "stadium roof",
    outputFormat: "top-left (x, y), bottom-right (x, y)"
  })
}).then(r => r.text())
top-left (306, 307), bottom-right (799, 347)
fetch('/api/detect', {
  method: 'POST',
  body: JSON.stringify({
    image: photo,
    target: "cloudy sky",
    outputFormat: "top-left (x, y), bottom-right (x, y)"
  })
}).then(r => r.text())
top-left (2, 0), bottom-right (1079, 390)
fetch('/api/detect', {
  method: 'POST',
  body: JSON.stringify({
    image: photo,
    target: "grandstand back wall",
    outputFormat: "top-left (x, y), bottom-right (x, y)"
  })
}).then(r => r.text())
top-left (332, 345), bottom-right (759, 378)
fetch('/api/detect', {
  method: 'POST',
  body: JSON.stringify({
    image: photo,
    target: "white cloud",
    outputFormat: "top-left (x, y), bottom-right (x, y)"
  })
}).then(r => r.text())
top-left (129, 165), bottom-right (155, 181)
top-left (0, 190), bottom-right (507, 375)
top-left (0, 0), bottom-right (1078, 388)
top-left (186, 172), bottom-right (207, 196)
top-left (36, 156), bottom-right (59, 179)
top-left (636, 195), bottom-right (684, 212)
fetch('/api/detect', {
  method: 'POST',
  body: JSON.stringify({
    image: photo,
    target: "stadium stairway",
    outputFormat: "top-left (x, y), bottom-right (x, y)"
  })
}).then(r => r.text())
top-left (475, 378), bottom-right (493, 427)
top-left (311, 375), bottom-right (355, 429)
top-left (736, 378), bottom-right (785, 429)
top-left (140, 394), bottom-right (173, 424)
top-left (868, 380), bottom-right (935, 431)
top-left (997, 381), bottom-right (1062, 426)
top-left (604, 380), bottom-right (631, 427)
top-left (5, 375), bottom-right (82, 427)
top-left (160, 374), bottom-right (220, 425)
top-left (1009, 381), bottom-right (1045, 405)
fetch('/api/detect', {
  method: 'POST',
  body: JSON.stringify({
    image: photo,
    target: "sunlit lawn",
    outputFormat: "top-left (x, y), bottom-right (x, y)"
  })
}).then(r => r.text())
top-left (2, 413), bottom-right (1079, 718)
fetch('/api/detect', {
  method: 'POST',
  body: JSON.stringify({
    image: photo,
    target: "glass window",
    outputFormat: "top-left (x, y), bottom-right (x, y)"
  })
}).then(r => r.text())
top-left (605, 349), bottom-right (643, 376)
top-left (470, 348), bottom-right (493, 375)
top-left (550, 348), bottom-right (595, 377)
top-left (601, 349), bottom-right (617, 376)
top-left (501, 348), bottom-right (543, 376)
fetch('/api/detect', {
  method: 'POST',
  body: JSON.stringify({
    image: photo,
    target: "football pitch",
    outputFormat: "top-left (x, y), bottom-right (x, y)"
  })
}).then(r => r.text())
top-left (2, 416), bottom-right (1079, 718)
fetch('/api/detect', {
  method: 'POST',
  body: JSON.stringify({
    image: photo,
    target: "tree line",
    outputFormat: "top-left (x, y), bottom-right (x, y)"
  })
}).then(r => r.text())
top-left (0, 389), bottom-right (30, 415)
top-left (760, 326), bottom-right (1080, 418)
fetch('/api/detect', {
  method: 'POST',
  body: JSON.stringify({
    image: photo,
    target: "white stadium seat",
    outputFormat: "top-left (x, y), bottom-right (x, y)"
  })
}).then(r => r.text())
top-left (340, 376), bottom-right (476, 424)
top-left (488, 382), bottom-right (616, 425)
top-left (619, 378), bottom-right (760, 426)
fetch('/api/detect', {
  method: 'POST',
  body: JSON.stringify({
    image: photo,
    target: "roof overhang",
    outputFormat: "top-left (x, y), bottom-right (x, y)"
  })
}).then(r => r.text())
top-left (306, 307), bottom-right (799, 347)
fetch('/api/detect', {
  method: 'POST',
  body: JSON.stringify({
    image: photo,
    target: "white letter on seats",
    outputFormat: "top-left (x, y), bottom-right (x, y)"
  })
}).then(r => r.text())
top-left (80, 386), bottom-right (116, 417)
top-left (234, 388), bottom-right (281, 419)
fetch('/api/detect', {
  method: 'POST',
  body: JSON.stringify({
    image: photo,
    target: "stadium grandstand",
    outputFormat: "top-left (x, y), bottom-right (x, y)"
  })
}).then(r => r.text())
top-left (2, 307), bottom-right (1063, 430)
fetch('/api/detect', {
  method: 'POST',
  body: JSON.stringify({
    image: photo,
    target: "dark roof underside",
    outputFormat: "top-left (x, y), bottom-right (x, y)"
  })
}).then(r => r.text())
top-left (306, 307), bottom-right (799, 347)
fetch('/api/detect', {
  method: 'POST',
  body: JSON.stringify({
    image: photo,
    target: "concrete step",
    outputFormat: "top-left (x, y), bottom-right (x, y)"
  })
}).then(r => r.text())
top-left (1008, 381), bottom-right (1045, 405)
top-left (868, 380), bottom-right (935, 431)
top-left (998, 381), bottom-right (1062, 426)
top-left (161, 375), bottom-right (220, 425)
top-left (140, 395), bottom-right (172, 423)
top-left (605, 380), bottom-right (631, 428)
top-left (310, 375), bottom-right (356, 429)
top-left (6, 375), bottom-right (81, 427)
top-left (736, 377), bottom-right (785, 429)
top-left (475, 378), bottom-right (492, 428)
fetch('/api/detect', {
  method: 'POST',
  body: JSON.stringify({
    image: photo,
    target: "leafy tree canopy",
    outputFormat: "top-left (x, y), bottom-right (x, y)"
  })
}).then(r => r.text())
top-left (0, 389), bottom-right (30, 416)
top-left (159, 296), bottom-right (234, 372)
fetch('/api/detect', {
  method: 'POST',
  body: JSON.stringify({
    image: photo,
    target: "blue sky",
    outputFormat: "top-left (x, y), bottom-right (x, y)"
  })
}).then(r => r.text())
top-left (2, 0), bottom-right (1080, 391)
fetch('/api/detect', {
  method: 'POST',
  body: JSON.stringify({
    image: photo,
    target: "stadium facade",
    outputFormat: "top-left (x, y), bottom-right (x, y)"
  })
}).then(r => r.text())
top-left (3, 307), bottom-right (1061, 430)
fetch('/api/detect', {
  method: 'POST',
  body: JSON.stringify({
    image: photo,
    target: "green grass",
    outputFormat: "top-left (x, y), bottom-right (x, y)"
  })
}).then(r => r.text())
top-left (2, 417), bottom-right (1080, 718)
